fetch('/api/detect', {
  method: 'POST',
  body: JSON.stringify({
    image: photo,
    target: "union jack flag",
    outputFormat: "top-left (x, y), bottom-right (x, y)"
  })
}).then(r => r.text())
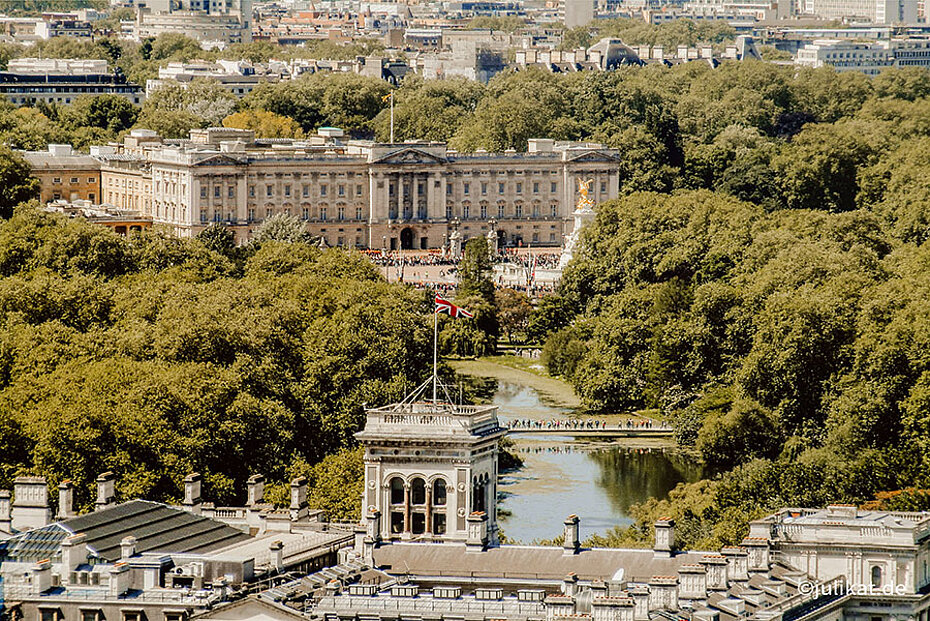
top-left (435, 295), bottom-right (474, 319)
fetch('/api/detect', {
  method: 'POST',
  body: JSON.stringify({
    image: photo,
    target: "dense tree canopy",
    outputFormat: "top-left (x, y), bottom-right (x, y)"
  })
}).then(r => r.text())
top-left (0, 209), bottom-right (434, 518)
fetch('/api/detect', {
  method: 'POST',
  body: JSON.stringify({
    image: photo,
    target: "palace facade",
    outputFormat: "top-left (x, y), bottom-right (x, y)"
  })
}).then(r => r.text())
top-left (41, 128), bottom-right (622, 248)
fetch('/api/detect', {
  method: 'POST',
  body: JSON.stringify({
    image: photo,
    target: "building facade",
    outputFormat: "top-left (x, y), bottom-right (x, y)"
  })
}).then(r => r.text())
top-left (796, 37), bottom-right (930, 74)
top-left (132, 0), bottom-right (252, 45)
top-left (0, 58), bottom-right (144, 106)
top-left (355, 397), bottom-right (506, 544)
top-left (23, 144), bottom-right (101, 204)
top-left (86, 128), bottom-right (621, 248)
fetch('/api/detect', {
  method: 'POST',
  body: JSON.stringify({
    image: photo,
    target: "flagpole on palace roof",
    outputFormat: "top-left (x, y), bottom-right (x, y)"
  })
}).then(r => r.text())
top-left (390, 91), bottom-right (395, 144)
top-left (432, 300), bottom-right (438, 404)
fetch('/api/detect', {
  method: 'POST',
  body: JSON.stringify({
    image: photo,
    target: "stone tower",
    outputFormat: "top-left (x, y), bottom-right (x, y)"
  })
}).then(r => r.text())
top-left (355, 399), bottom-right (506, 545)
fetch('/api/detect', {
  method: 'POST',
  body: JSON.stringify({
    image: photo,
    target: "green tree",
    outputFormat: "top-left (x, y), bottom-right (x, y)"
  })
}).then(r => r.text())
top-left (495, 288), bottom-right (532, 343)
top-left (222, 110), bottom-right (304, 138)
top-left (0, 156), bottom-right (39, 219)
top-left (251, 213), bottom-right (311, 244)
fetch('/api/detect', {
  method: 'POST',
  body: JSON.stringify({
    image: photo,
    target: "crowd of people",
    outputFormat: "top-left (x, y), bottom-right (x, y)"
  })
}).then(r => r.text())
top-left (503, 251), bottom-right (561, 270)
top-left (506, 418), bottom-right (671, 430)
top-left (367, 252), bottom-right (458, 267)
top-left (512, 445), bottom-right (667, 455)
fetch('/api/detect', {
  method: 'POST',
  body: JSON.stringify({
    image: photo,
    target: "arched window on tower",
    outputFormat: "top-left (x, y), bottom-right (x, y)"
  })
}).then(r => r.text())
top-left (390, 477), bottom-right (404, 505)
top-left (433, 479), bottom-right (447, 506)
top-left (411, 478), bottom-right (426, 505)
top-left (871, 565), bottom-right (883, 588)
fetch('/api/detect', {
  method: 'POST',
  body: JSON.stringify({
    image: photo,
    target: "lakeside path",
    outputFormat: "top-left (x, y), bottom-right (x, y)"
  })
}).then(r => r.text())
top-left (450, 357), bottom-right (581, 409)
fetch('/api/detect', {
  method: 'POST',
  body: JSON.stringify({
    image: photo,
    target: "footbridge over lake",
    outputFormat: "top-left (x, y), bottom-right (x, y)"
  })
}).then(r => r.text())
top-left (506, 422), bottom-right (675, 439)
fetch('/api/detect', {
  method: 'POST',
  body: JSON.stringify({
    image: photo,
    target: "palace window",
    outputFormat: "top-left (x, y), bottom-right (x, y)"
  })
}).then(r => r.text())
top-left (390, 477), bottom-right (404, 505)
top-left (320, 207), bottom-right (328, 221)
top-left (390, 511), bottom-right (404, 534)
top-left (551, 182), bottom-right (557, 193)
top-left (201, 187), bottom-right (207, 198)
top-left (337, 206), bottom-right (345, 221)
top-left (303, 185), bottom-right (310, 197)
top-left (515, 204), bottom-right (523, 218)
top-left (463, 182), bottom-right (470, 195)
top-left (228, 186), bottom-right (234, 198)
top-left (338, 185), bottom-right (345, 197)
top-left (432, 479), bottom-right (447, 505)
top-left (481, 182), bottom-right (487, 195)
top-left (80, 610), bottom-right (103, 621)
top-left (516, 182), bottom-right (522, 194)
top-left (498, 204), bottom-right (505, 218)
top-left (533, 182), bottom-right (539, 193)
top-left (498, 182), bottom-right (505, 194)
top-left (214, 186), bottom-right (220, 198)
top-left (320, 184), bottom-right (327, 197)
top-left (411, 512), bottom-right (426, 535)
top-left (357, 184), bottom-right (363, 196)
top-left (284, 185), bottom-right (291, 197)
top-left (871, 566), bottom-right (883, 588)
top-left (249, 185), bottom-right (255, 197)
top-left (463, 205), bottom-right (470, 219)
top-left (433, 512), bottom-right (446, 535)
top-left (356, 206), bottom-right (363, 220)
top-left (302, 208), bottom-right (309, 220)
top-left (480, 204), bottom-right (488, 219)
top-left (411, 478), bottom-right (426, 505)
top-left (266, 185), bottom-right (273, 197)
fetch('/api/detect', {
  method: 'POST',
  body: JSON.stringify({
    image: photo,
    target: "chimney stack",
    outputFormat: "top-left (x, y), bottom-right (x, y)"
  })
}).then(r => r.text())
top-left (654, 518), bottom-right (675, 558)
top-left (362, 536), bottom-right (375, 565)
top-left (61, 533), bottom-right (88, 573)
top-left (289, 477), bottom-right (308, 520)
top-left (366, 508), bottom-right (382, 544)
top-left (13, 476), bottom-right (51, 531)
top-left (563, 514), bottom-right (580, 555)
top-left (270, 540), bottom-right (284, 572)
top-left (562, 572), bottom-right (579, 597)
top-left (58, 480), bottom-right (75, 520)
top-left (246, 474), bottom-right (264, 507)
top-left (183, 473), bottom-right (202, 514)
top-left (0, 490), bottom-right (11, 533)
top-left (95, 472), bottom-right (116, 511)
top-left (465, 511), bottom-right (488, 553)
top-left (120, 536), bottom-right (137, 560)
top-left (33, 559), bottom-right (52, 594)
top-left (108, 562), bottom-right (130, 596)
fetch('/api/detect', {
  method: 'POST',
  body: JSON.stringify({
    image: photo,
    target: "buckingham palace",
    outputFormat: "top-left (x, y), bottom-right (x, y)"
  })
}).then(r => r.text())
top-left (33, 127), bottom-right (623, 249)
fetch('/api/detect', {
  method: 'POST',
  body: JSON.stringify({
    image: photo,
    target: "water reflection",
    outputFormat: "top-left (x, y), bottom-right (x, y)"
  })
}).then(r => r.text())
top-left (488, 379), bottom-right (702, 544)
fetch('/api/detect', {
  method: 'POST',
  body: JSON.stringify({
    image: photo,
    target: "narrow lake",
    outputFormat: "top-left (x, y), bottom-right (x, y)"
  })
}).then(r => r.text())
top-left (484, 377), bottom-right (703, 543)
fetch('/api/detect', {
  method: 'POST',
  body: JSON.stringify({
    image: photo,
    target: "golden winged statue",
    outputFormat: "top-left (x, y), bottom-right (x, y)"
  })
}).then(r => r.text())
top-left (577, 178), bottom-right (595, 209)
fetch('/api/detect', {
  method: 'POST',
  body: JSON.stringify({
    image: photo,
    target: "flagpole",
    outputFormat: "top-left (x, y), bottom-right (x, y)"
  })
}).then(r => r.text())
top-left (390, 91), bottom-right (395, 144)
top-left (432, 302), bottom-right (438, 404)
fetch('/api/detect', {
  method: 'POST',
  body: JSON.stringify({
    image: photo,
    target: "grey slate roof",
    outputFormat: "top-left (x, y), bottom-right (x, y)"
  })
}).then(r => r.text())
top-left (372, 542), bottom-right (709, 583)
top-left (0, 524), bottom-right (70, 563)
top-left (62, 500), bottom-right (251, 561)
